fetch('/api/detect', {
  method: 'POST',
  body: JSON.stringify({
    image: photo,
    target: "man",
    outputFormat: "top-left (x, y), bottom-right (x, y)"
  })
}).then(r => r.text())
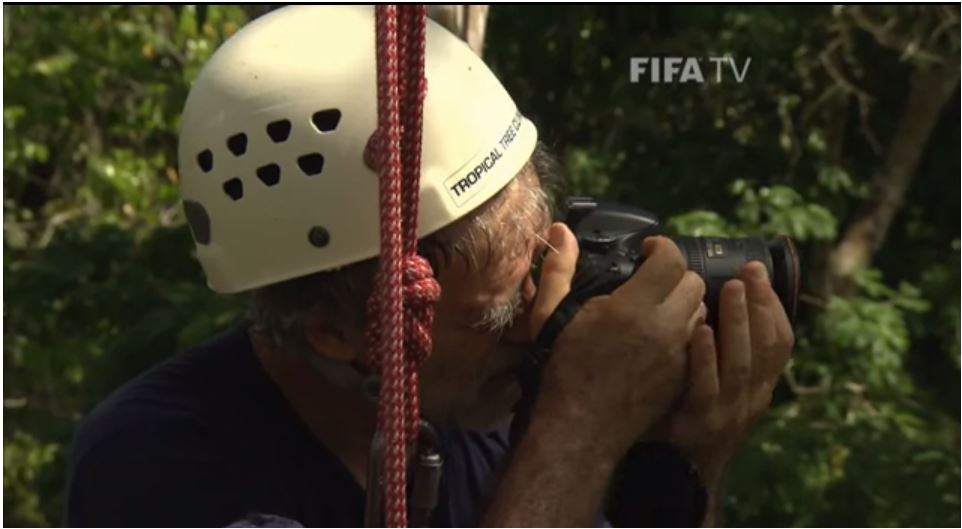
top-left (66, 5), bottom-right (793, 527)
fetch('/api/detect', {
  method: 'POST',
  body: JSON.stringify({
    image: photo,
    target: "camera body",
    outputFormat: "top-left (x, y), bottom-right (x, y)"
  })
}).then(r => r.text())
top-left (563, 197), bottom-right (799, 325)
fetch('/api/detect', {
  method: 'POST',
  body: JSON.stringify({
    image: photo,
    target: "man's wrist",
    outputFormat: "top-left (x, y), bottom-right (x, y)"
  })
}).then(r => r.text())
top-left (530, 388), bottom-right (632, 464)
top-left (532, 403), bottom-right (622, 465)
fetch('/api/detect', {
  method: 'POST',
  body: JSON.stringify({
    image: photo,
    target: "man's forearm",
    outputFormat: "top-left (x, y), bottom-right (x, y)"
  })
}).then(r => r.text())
top-left (483, 400), bottom-right (622, 527)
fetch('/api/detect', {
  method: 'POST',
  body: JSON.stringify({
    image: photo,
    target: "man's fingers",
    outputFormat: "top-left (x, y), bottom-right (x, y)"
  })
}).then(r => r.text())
top-left (666, 272), bottom-right (707, 329)
top-left (742, 262), bottom-right (794, 375)
top-left (742, 263), bottom-right (779, 380)
top-left (686, 301), bottom-right (708, 338)
top-left (741, 262), bottom-right (794, 346)
top-left (614, 236), bottom-right (688, 304)
top-left (718, 279), bottom-right (752, 394)
top-left (687, 323), bottom-right (719, 405)
top-left (529, 223), bottom-right (579, 340)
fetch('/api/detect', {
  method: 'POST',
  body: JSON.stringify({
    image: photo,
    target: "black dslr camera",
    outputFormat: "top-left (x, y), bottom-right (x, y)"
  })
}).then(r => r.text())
top-left (532, 196), bottom-right (800, 354)
top-left (518, 197), bottom-right (801, 526)
top-left (560, 196), bottom-right (799, 327)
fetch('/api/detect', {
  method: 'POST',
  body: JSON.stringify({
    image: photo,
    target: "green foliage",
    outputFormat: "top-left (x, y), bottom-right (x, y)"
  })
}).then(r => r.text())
top-left (4, 5), bottom-right (959, 527)
top-left (4, 431), bottom-right (60, 527)
top-left (668, 179), bottom-right (838, 240)
top-left (729, 391), bottom-right (959, 527)
top-left (726, 267), bottom-right (957, 526)
top-left (3, 6), bottom-right (250, 526)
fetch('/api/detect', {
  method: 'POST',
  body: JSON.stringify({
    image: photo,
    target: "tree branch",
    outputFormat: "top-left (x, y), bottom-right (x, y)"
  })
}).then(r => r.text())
top-left (826, 59), bottom-right (959, 295)
top-left (819, 38), bottom-right (882, 154)
top-left (847, 6), bottom-right (946, 65)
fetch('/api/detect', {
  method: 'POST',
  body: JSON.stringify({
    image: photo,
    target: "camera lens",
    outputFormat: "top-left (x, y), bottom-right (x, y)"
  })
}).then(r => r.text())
top-left (768, 235), bottom-right (800, 324)
top-left (672, 236), bottom-right (799, 325)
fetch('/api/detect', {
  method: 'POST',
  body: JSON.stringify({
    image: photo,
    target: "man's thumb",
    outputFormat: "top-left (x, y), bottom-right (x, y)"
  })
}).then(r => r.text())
top-left (529, 222), bottom-right (579, 341)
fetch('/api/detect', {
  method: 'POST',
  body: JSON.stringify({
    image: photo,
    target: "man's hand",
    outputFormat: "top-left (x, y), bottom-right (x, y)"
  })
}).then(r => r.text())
top-left (484, 224), bottom-right (707, 527)
top-left (664, 261), bottom-right (795, 490)
top-left (530, 225), bottom-right (708, 456)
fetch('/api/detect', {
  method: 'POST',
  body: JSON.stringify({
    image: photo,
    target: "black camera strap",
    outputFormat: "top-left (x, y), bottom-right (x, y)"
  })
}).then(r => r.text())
top-left (533, 290), bottom-right (585, 354)
top-left (513, 289), bottom-right (586, 446)
top-left (510, 291), bottom-right (585, 447)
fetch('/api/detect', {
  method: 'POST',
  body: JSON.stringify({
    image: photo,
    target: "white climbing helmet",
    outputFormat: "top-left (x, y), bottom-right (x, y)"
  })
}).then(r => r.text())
top-left (177, 5), bottom-right (538, 293)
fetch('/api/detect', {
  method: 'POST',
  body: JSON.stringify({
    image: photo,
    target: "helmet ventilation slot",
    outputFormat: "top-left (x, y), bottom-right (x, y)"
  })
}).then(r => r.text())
top-left (266, 119), bottom-right (292, 143)
top-left (223, 178), bottom-right (244, 201)
top-left (256, 163), bottom-right (281, 186)
top-left (297, 153), bottom-right (325, 176)
top-left (311, 109), bottom-right (341, 133)
top-left (197, 149), bottom-right (214, 172)
top-left (227, 133), bottom-right (248, 156)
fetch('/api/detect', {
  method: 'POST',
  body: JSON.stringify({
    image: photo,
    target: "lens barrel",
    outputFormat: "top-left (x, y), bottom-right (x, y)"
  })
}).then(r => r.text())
top-left (672, 236), bottom-right (799, 325)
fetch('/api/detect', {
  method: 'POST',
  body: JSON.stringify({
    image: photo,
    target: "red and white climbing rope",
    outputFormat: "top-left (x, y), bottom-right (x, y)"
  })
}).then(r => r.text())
top-left (365, 5), bottom-right (437, 527)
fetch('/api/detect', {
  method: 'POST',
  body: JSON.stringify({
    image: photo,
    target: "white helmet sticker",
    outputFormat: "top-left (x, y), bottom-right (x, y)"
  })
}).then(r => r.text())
top-left (444, 112), bottom-right (524, 206)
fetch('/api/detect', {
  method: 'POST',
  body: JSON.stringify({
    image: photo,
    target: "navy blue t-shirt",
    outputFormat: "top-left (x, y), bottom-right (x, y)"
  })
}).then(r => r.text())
top-left (66, 324), bottom-right (510, 527)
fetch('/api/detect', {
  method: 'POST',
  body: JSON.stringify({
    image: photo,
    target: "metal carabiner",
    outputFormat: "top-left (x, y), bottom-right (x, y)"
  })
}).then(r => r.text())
top-left (364, 421), bottom-right (444, 528)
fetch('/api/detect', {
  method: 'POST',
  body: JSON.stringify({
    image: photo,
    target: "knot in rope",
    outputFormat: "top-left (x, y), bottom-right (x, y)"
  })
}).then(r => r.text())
top-left (403, 255), bottom-right (440, 364)
top-left (365, 255), bottom-right (438, 374)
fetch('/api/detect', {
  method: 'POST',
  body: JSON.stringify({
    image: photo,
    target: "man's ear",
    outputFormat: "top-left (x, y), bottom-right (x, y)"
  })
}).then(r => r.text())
top-left (304, 313), bottom-right (361, 362)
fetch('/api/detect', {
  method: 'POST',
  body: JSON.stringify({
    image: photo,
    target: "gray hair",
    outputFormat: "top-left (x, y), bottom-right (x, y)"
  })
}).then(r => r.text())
top-left (249, 142), bottom-right (563, 380)
top-left (472, 290), bottom-right (524, 334)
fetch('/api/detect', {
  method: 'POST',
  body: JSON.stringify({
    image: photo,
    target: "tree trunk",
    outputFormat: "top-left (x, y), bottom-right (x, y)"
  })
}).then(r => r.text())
top-left (428, 5), bottom-right (489, 57)
top-left (824, 62), bottom-right (960, 297)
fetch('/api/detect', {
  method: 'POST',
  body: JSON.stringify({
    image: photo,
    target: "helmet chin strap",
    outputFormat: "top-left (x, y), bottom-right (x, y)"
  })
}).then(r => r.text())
top-left (363, 5), bottom-right (442, 528)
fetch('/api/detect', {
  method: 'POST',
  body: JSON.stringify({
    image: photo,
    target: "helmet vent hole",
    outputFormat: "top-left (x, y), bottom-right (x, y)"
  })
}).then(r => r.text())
top-left (197, 149), bottom-right (213, 172)
top-left (266, 120), bottom-right (292, 143)
top-left (227, 133), bottom-right (248, 156)
top-left (256, 163), bottom-right (281, 186)
top-left (311, 109), bottom-right (341, 133)
top-left (297, 153), bottom-right (325, 176)
top-left (223, 178), bottom-right (244, 201)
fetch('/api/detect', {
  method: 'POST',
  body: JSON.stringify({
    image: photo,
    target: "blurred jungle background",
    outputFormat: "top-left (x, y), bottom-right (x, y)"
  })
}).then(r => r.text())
top-left (3, 5), bottom-right (959, 527)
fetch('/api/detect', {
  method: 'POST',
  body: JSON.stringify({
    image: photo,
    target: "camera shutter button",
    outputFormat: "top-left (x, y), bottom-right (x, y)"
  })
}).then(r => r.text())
top-left (580, 233), bottom-right (617, 253)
